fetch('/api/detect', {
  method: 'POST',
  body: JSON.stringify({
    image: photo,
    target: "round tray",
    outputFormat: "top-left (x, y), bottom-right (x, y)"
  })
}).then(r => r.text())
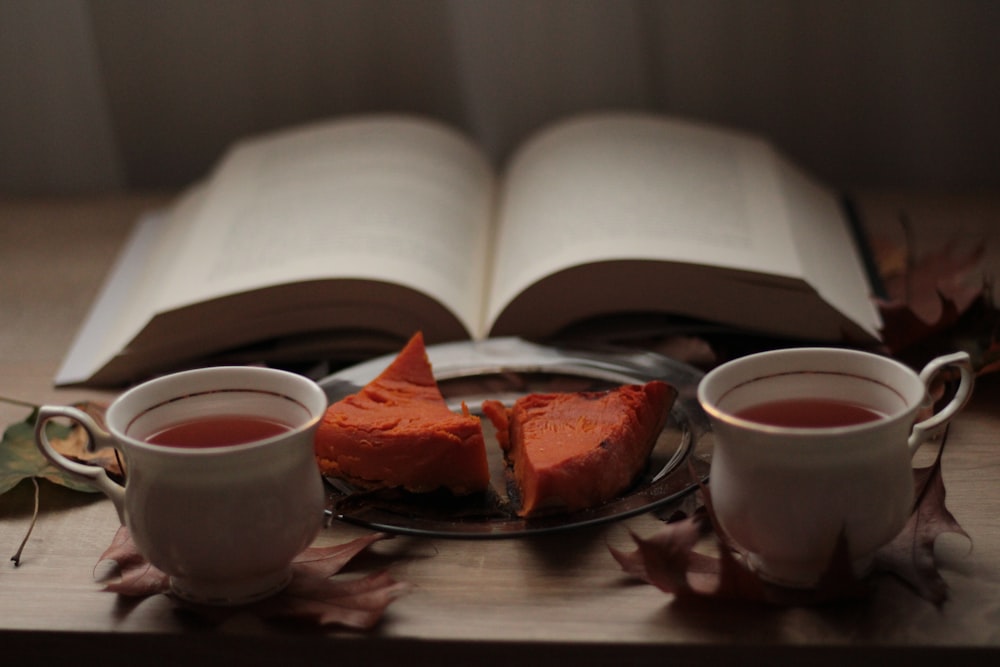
top-left (320, 337), bottom-right (711, 538)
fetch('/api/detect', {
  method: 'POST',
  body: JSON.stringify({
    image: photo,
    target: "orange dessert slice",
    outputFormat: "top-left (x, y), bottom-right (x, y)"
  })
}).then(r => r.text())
top-left (315, 332), bottom-right (490, 495)
top-left (482, 381), bottom-right (675, 516)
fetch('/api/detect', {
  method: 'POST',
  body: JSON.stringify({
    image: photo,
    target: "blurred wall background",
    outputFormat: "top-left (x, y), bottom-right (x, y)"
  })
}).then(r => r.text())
top-left (2, 0), bottom-right (999, 196)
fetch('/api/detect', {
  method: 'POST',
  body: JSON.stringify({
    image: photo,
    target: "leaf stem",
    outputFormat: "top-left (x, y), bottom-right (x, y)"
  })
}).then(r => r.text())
top-left (10, 477), bottom-right (40, 566)
top-left (0, 396), bottom-right (39, 409)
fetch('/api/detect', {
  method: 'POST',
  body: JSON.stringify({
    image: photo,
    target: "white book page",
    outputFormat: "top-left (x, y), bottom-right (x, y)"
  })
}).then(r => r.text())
top-left (776, 155), bottom-right (882, 337)
top-left (156, 116), bottom-right (495, 337)
top-left (55, 190), bottom-right (205, 385)
top-left (486, 113), bottom-right (805, 327)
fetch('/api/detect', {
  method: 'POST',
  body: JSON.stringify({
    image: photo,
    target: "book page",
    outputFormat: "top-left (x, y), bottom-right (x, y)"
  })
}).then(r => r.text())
top-left (156, 115), bottom-right (495, 337)
top-left (54, 190), bottom-right (204, 385)
top-left (775, 155), bottom-right (882, 338)
top-left (486, 112), bottom-right (878, 338)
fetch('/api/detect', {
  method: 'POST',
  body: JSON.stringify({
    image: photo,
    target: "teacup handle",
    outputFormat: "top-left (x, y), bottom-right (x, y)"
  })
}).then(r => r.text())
top-left (908, 351), bottom-right (975, 457)
top-left (34, 405), bottom-right (127, 523)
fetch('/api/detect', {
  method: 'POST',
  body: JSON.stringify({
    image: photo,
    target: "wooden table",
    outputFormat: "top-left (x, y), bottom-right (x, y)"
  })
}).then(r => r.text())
top-left (1, 194), bottom-right (998, 666)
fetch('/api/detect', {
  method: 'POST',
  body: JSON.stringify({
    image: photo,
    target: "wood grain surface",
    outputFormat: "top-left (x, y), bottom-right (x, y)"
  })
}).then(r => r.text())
top-left (1, 194), bottom-right (998, 666)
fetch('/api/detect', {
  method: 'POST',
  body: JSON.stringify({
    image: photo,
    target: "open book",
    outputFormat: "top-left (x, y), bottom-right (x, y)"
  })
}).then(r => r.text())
top-left (57, 112), bottom-right (883, 387)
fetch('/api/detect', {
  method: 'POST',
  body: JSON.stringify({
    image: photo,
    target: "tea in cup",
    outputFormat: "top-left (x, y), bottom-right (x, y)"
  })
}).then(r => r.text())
top-left (697, 348), bottom-right (974, 588)
top-left (35, 366), bottom-right (328, 605)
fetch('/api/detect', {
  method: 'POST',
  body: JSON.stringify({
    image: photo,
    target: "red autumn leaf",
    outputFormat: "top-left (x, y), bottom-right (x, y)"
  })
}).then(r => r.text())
top-left (612, 496), bottom-right (866, 605)
top-left (876, 240), bottom-right (986, 356)
top-left (96, 526), bottom-right (170, 596)
top-left (612, 510), bottom-right (709, 595)
top-left (980, 336), bottom-right (1000, 375)
top-left (94, 526), bottom-right (409, 629)
top-left (612, 430), bottom-right (965, 606)
top-left (256, 569), bottom-right (410, 629)
top-left (872, 431), bottom-right (970, 604)
top-left (880, 240), bottom-right (985, 322)
top-left (881, 284), bottom-right (999, 377)
top-left (290, 535), bottom-right (387, 580)
top-left (878, 292), bottom-right (964, 356)
top-left (966, 296), bottom-right (1000, 376)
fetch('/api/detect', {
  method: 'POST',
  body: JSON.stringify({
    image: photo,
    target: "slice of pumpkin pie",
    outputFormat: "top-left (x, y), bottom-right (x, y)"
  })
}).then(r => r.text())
top-left (482, 381), bottom-right (675, 517)
top-left (315, 332), bottom-right (490, 496)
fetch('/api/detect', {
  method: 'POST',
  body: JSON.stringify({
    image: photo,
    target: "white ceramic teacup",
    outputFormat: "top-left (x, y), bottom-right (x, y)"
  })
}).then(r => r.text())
top-left (35, 366), bottom-right (328, 605)
top-left (697, 348), bottom-right (974, 588)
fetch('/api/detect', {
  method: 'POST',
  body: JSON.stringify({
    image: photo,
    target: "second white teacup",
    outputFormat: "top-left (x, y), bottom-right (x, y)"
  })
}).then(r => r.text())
top-left (697, 348), bottom-right (974, 588)
top-left (35, 366), bottom-right (328, 605)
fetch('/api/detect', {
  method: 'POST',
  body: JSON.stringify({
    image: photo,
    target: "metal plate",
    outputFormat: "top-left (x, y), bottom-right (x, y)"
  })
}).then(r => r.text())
top-left (320, 337), bottom-right (711, 538)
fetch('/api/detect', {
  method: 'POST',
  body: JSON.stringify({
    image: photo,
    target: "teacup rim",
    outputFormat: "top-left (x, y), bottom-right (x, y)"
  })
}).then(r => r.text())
top-left (698, 396), bottom-right (920, 437)
top-left (105, 366), bottom-right (327, 455)
top-left (697, 347), bottom-right (927, 436)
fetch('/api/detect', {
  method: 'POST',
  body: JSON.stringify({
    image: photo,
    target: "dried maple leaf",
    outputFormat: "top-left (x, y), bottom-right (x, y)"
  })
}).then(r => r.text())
top-left (256, 568), bottom-right (409, 629)
top-left (956, 288), bottom-right (1000, 376)
top-left (612, 510), bottom-right (709, 595)
top-left (878, 292), bottom-right (963, 356)
top-left (613, 430), bottom-right (965, 606)
top-left (979, 336), bottom-right (1000, 375)
top-left (880, 240), bottom-right (985, 323)
top-left (94, 526), bottom-right (409, 629)
top-left (876, 238), bottom-right (987, 356)
top-left (290, 536), bottom-right (391, 579)
top-left (872, 430), bottom-right (970, 605)
top-left (880, 281), bottom-right (1000, 377)
top-left (96, 525), bottom-right (169, 596)
top-left (612, 497), bottom-right (866, 605)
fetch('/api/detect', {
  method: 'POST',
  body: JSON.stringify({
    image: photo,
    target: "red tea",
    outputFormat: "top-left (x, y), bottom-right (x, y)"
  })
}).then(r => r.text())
top-left (734, 398), bottom-right (885, 428)
top-left (144, 415), bottom-right (293, 448)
